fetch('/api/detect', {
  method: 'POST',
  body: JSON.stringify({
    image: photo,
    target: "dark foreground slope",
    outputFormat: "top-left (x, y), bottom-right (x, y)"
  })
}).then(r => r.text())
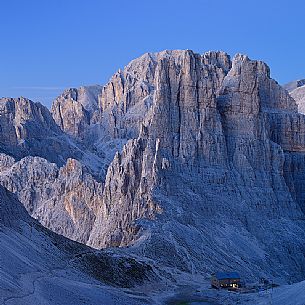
top-left (0, 185), bottom-right (154, 305)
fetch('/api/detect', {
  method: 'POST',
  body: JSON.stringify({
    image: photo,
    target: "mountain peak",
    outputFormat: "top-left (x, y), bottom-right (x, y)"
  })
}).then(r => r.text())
top-left (284, 79), bottom-right (305, 92)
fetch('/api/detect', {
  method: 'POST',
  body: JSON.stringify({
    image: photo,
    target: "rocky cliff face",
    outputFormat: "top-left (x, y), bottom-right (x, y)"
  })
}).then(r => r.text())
top-left (2, 50), bottom-right (305, 284)
top-left (87, 51), bottom-right (305, 281)
top-left (51, 86), bottom-right (102, 138)
top-left (287, 83), bottom-right (305, 114)
top-left (0, 154), bottom-right (104, 244)
top-left (0, 96), bottom-right (108, 179)
top-left (0, 96), bottom-right (82, 164)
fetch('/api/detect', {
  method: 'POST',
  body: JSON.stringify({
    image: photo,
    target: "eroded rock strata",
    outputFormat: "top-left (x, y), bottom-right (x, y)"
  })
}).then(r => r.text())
top-left (1, 50), bottom-right (305, 283)
top-left (286, 80), bottom-right (305, 115)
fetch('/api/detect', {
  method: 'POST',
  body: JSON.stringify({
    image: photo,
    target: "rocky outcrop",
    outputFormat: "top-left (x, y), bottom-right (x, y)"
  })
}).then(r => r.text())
top-left (87, 51), bottom-right (305, 282)
top-left (289, 85), bottom-right (305, 114)
top-left (88, 50), bottom-right (232, 247)
top-left (0, 97), bottom-right (84, 165)
top-left (54, 51), bottom-right (231, 144)
top-left (284, 79), bottom-right (305, 114)
top-left (94, 53), bottom-right (157, 139)
top-left (0, 155), bottom-right (104, 244)
top-left (2, 50), bottom-right (305, 284)
top-left (51, 86), bottom-right (102, 138)
top-left (0, 97), bottom-right (56, 148)
top-left (0, 96), bottom-right (108, 179)
top-left (88, 136), bottom-right (162, 248)
top-left (276, 80), bottom-right (305, 211)
top-left (0, 153), bottom-right (15, 171)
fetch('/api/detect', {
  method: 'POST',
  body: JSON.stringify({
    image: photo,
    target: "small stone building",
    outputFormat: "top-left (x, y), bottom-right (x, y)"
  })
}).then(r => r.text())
top-left (211, 272), bottom-right (241, 289)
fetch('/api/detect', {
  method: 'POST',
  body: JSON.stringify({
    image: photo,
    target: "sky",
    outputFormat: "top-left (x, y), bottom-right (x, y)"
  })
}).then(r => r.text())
top-left (1, 0), bottom-right (305, 108)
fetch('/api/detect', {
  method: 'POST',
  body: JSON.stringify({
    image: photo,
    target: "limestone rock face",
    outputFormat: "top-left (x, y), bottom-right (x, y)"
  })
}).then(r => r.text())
top-left (0, 153), bottom-right (15, 171)
top-left (52, 51), bottom-right (230, 145)
top-left (284, 79), bottom-right (305, 114)
top-left (0, 96), bottom-right (108, 179)
top-left (88, 50), bottom-right (232, 248)
top-left (0, 97), bottom-right (58, 148)
top-left (2, 50), bottom-right (305, 284)
top-left (51, 86), bottom-right (102, 138)
top-left (289, 85), bottom-right (305, 114)
top-left (275, 80), bottom-right (305, 212)
top-left (0, 155), bottom-right (103, 244)
top-left (88, 137), bottom-right (162, 248)
top-left (0, 97), bottom-right (84, 165)
top-left (95, 53), bottom-right (157, 139)
top-left (87, 51), bottom-right (305, 282)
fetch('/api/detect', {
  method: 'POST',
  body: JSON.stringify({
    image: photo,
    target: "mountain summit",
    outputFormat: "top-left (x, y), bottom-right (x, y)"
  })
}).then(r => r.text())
top-left (2, 49), bottom-right (305, 303)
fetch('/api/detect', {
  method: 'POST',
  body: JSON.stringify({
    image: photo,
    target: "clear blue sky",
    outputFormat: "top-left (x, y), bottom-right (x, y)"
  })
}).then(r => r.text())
top-left (1, 0), bottom-right (304, 108)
